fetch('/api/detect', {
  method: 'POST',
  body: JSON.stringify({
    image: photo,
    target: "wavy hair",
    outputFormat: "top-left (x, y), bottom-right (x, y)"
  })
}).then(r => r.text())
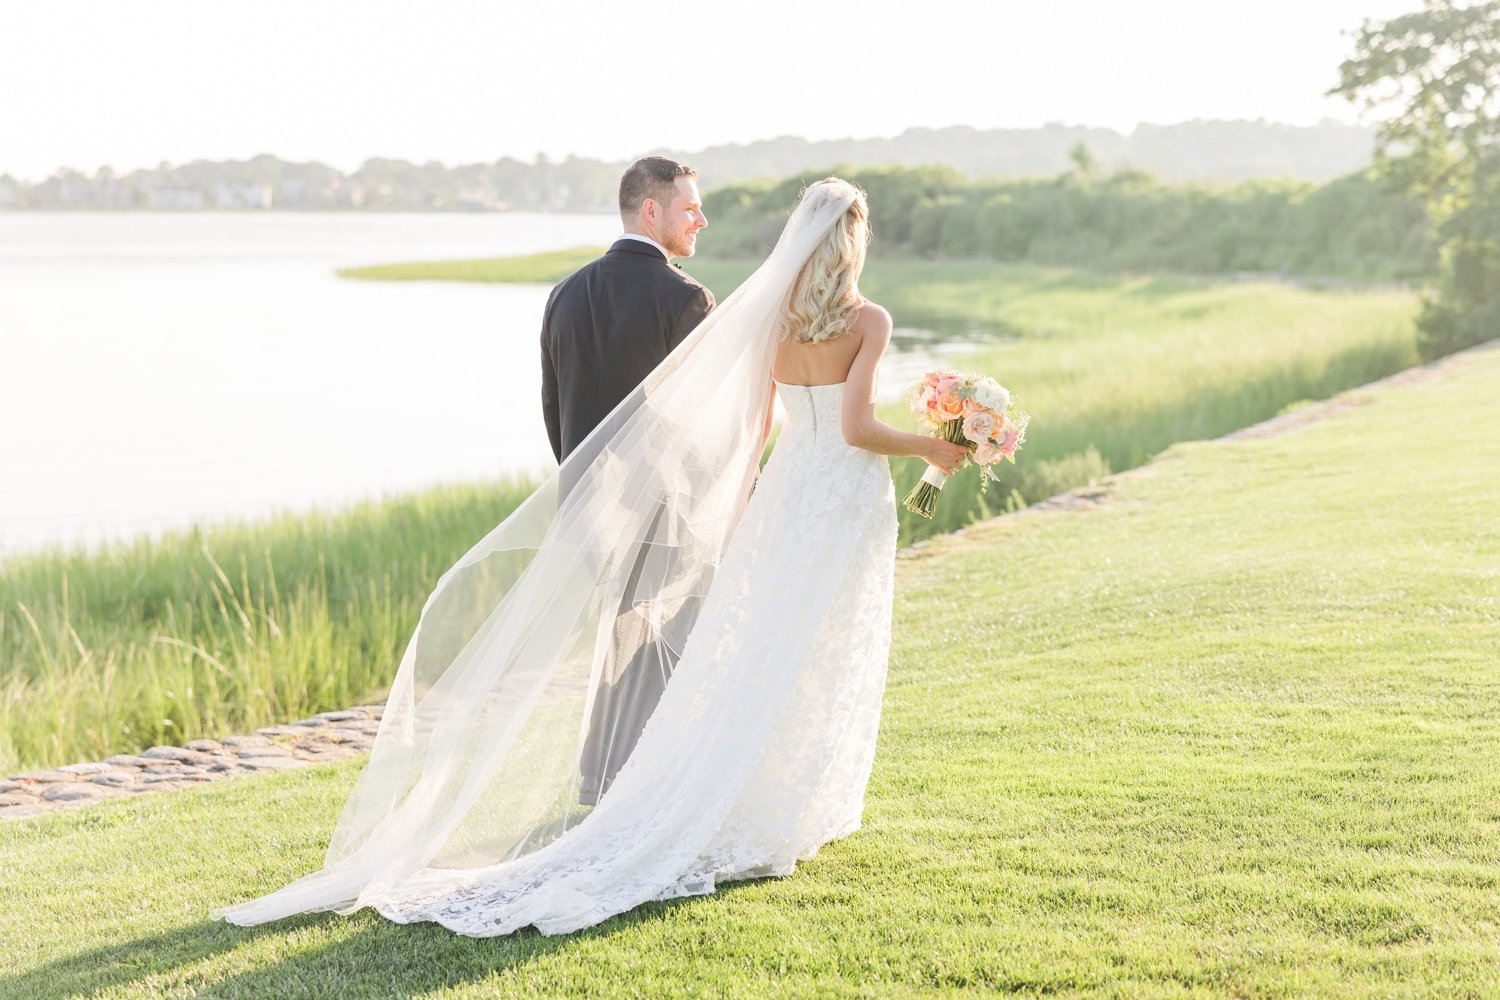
top-left (779, 178), bottom-right (870, 344)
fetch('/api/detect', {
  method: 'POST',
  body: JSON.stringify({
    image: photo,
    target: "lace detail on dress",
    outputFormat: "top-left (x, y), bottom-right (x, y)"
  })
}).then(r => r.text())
top-left (359, 382), bottom-right (898, 936)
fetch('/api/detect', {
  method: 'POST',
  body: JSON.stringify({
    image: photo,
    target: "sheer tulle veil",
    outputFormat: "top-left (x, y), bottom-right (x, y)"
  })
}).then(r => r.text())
top-left (212, 180), bottom-right (863, 925)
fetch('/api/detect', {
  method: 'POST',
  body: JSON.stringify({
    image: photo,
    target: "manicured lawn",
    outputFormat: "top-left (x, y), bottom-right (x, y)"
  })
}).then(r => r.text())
top-left (2, 341), bottom-right (1493, 997)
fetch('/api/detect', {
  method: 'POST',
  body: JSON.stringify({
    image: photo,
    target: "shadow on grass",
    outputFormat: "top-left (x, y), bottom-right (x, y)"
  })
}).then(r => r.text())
top-left (5, 886), bottom-right (762, 999)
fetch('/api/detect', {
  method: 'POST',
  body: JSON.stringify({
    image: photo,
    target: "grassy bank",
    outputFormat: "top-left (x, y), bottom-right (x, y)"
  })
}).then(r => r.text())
top-left (852, 262), bottom-right (1420, 543)
top-left (0, 258), bottom-right (1423, 774)
top-left (341, 250), bottom-right (1423, 543)
top-left (337, 246), bottom-right (603, 284)
top-left (0, 481), bottom-right (534, 775)
top-left (3, 344), bottom-right (1495, 998)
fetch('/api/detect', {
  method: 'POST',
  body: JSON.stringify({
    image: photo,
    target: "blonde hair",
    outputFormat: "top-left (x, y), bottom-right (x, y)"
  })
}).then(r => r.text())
top-left (780, 178), bottom-right (870, 344)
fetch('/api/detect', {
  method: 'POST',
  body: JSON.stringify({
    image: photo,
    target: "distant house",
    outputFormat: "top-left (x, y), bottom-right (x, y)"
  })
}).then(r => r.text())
top-left (213, 182), bottom-right (273, 209)
top-left (276, 176), bottom-right (337, 209)
top-left (334, 178), bottom-right (366, 208)
top-left (148, 186), bottom-right (206, 210)
top-left (0, 180), bottom-right (16, 209)
top-left (97, 175), bottom-right (137, 209)
top-left (456, 187), bottom-right (504, 211)
top-left (57, 176), bottom-right (93, 208)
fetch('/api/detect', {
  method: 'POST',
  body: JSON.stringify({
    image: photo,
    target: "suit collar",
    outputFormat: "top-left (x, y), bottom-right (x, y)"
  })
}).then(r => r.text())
top-left (608, 237), bottom-right (670, 262)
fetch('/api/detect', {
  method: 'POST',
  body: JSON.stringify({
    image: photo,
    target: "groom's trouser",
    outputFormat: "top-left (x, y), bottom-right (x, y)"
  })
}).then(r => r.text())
top-left (577, 499), bottom-right (689, 805)
top-left (560, 390), bottom-right (695, 805)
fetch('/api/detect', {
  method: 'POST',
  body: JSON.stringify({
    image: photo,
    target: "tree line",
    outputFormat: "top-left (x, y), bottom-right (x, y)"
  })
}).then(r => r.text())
top-left (0, 119), bottom-right (1379, 213)
top-left (702, 163), bottom-right (1438, 283)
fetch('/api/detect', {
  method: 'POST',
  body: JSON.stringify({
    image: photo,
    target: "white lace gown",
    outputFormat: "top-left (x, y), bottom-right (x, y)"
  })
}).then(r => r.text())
top-left (362, 380), bottom-right (898, 936)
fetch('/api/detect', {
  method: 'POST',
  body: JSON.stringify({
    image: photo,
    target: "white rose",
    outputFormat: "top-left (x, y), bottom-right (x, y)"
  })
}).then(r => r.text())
top-left (973, 378), bottom-right (1010, 413)
top-left (961, 410), bottom-right (996, 444)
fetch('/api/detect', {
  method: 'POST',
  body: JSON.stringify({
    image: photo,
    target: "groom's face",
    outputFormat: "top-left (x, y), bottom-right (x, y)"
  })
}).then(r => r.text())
top-left (654, 177), bottom-right (708, 258)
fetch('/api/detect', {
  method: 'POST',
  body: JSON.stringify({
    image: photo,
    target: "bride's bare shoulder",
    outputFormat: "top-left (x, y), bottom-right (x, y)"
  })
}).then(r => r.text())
top-left (851, 299), bottom-right (892, 341)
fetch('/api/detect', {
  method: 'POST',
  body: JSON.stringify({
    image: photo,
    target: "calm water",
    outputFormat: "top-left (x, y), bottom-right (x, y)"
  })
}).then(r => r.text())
top-left (0, 213), bottom-right (984, 558)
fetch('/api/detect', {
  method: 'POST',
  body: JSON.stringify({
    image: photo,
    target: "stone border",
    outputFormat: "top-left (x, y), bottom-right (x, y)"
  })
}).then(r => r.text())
top-left (0, 706), bottom-right (383, 821)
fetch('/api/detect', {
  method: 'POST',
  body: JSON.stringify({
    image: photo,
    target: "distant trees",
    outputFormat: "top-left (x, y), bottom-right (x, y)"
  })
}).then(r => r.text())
top-left (1332, 0), bottom-right (1500, 357)
top-left (700, 164), bottom-right (1437, 281)
top-left (1, 120), bottom-right (1381, 213)
top-left (659, 120), bottom-right (1379, 186)
top-left (1, 154), bottom-right (623, 212)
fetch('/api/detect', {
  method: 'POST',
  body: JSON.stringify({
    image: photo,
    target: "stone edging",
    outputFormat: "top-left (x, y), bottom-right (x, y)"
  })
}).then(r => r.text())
top-left (0, 705), bottom-right (383, 821)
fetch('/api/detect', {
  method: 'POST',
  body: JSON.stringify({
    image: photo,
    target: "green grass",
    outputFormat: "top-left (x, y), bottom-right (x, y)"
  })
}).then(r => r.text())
top-left (2, 343), bottom-right (1495, 997)
top-left (347, 248), bottom-right (1424, 543)
top-left (693, 258), bottom-right (1424, 544)
top-left (2, 258), bottom-right (1422, 774)
top-left (337, 246), bottom-right (605, 283)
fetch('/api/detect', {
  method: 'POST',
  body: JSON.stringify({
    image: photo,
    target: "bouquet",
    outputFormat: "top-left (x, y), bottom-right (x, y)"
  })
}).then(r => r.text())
top-left (903, 368), bottom-right (1029, 519)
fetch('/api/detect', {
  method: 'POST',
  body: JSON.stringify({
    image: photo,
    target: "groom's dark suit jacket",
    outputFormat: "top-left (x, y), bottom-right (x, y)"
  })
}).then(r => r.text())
top-left (540, 238), bottom-right (715, 464)
top-left (539, 237), bottom-right (715, 804)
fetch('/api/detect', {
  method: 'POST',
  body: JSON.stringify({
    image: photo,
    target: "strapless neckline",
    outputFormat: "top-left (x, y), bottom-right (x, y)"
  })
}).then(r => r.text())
top-left (772, 379), bottom-right (847, 390)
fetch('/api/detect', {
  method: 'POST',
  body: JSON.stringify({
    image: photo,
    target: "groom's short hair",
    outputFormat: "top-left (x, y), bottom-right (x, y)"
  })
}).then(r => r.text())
top-left (619, 156), bottom-right (697, 218)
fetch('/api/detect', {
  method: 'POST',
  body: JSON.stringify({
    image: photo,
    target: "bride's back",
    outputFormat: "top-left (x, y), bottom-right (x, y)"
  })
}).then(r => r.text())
top-left (771, 302), bottom-right (879, 386)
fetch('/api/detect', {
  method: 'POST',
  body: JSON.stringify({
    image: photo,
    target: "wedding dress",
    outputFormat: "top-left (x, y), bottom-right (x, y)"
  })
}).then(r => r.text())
top-left (365, 381), bottom-right (894, 934)
top-left (212, 180), bottom-right (897, 936)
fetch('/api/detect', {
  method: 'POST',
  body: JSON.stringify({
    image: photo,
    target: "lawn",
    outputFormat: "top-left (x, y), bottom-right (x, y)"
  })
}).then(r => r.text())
top-left (2, 339), bottom-right (1493, 997)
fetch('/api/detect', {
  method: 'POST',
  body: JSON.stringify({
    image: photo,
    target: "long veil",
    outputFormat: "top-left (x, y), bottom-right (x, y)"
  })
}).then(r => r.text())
top-left (212, 182), bottom-right (861, 925)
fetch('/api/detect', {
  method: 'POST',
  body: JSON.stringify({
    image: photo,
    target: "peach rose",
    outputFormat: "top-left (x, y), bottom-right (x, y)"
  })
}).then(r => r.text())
top-left (933, 392), bottom-right (966, 422)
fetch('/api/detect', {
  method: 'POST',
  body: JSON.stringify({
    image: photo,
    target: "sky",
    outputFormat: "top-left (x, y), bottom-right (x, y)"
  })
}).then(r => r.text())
top-left (0, 0), bottom-right (1421, 182)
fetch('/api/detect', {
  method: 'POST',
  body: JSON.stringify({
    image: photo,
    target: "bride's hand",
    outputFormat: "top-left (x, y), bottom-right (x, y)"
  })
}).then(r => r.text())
top-left (923, 438), bottom-right (968, 476)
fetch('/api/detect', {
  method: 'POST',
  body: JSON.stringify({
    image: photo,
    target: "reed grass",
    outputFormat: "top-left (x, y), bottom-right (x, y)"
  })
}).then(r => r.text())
top-left (689, 259), bottom-right (1423, 543)
top-left (0, 481), bottom-right (534, 773)
top-left (337, 246), bottom-right (603, 284)
top-left (3, 260), bottom-right (1421, 771)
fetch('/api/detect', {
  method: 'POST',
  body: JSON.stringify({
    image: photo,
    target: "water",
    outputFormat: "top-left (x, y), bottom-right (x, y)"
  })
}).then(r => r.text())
top-left (0, 213), bottom-right (988, 558)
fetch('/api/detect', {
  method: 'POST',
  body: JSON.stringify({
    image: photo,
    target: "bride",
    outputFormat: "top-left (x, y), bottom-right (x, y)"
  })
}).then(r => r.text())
top-left (212, 177), bottom-right (967, 936)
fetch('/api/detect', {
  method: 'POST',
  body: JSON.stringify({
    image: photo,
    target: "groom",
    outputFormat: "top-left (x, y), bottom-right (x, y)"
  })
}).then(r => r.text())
top-left (539, 156), bottom-right (714, 805)
top-left (540, 156), bottom-right (713, 466)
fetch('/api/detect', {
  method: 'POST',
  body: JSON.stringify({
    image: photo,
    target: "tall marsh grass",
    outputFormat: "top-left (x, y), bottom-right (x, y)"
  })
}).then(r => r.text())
top-left (690, 260), bottom-right (1423, 543)
top-left (2, 262), bottom-right (1421, 770)
top-left (0, 481), bottom-right (534, 773)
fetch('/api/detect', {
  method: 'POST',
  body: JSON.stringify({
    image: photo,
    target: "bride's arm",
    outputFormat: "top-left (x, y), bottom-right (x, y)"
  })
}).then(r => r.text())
top-left (840, 304), bottom-right (967, 474)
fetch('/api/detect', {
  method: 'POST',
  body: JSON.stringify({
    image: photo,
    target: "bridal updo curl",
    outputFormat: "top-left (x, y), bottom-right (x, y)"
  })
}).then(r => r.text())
top-left (780, 178), bottom-right (870, 344)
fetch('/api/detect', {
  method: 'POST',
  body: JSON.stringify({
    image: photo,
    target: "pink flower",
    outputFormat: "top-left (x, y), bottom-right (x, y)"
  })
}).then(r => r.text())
top-left (972, 441), bottom-right (1002, 464)
top-left (998, 423), bottom-right (1022, 457)
top-left (961, 410), bottom-right (996, 444)
top-left (934, 373), bottom-right (963, 395)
